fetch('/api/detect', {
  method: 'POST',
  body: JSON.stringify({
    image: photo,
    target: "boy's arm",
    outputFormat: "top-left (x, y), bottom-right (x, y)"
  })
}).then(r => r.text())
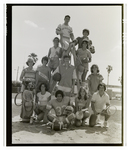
top-left (75, 98), bottom-right (78, 112)
top-left (56, 24), bottom-right (63, 35)
top-left (48, 48), bottom-right (51, 59)
top-left (43, 103), bottom-right (52, 123)
top-left (70, 33), bottom-right (75, 41)
top-left (91, 94), bottom-right (98, 115)
top-left (88, 57), bottom-right (92, 63)
top-left (91, 102), bottom-right (97, 115)
top-left (87, 76), bottom-right (91, 94)
top-left (20, 69), bottom-right (25, 81)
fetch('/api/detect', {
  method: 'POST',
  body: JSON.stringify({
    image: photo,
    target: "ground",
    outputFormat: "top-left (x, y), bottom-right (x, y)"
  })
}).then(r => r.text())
top-left (12, 93), bottom-right (122, 144)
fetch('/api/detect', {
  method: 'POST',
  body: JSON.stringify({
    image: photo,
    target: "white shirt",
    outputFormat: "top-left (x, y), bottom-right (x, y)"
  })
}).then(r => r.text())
top-left (91, 91), bottom-right (110, 113)
top-left (56, 24), bottom-right (73, 38)
top-left (37, 92), bottom-right (51, 106)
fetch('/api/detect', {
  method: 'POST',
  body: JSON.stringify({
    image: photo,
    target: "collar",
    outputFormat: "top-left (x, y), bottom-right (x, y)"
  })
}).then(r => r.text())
top-left (62, 63), bottom-right (71, 67)
top-left (97, 91), bottom-right (106, 97)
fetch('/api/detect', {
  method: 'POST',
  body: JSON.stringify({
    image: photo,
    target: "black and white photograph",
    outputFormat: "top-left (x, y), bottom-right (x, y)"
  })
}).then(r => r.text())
top-left (6, 4), bottom-right (126, 146)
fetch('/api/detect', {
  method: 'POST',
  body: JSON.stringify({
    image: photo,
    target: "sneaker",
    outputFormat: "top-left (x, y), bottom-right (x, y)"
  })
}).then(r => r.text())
top-left (30, 116), bottom-right (34, 124)
top-left (103, 121), bottom-right (109, 128)
top-left (96, 115), bottom-right (101, 124)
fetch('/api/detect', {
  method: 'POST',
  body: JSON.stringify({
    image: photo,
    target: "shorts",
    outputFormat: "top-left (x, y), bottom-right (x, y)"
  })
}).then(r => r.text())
top-left (61, 37), bottom-right (70, 50)
top-left (76, 58), bottom-right (89, 72)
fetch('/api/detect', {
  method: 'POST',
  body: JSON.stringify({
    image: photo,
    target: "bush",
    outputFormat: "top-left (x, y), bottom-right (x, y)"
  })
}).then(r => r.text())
top-left (12, 81), bottom-right (22, 87)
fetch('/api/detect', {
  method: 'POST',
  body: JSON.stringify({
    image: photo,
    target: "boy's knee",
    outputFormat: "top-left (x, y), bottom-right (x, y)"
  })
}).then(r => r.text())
top-left (84, 111), bottom-right (90, 118)
top-left (89, 114), bottom-right (97, 127)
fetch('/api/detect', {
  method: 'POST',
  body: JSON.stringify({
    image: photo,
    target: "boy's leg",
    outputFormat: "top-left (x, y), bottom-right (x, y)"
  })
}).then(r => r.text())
top-left (82, 111), bottom-right (90, 126)
top-left (37, 112), bottom-right (44, 121)
top-left (89, 114), bottom-right (98, 127)
top-left (21, 84), bottom-right (25, 92)
top-left (81, 69), bottom-right (88, 82)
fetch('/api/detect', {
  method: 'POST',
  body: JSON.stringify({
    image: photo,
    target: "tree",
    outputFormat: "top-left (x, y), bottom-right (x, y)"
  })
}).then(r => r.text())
top-left (106, 65), bottom-right (113, 88)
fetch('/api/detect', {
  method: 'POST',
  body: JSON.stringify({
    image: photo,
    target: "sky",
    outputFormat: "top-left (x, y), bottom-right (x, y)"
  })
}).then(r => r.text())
top-left (12, 5), bottom-right (122, 86)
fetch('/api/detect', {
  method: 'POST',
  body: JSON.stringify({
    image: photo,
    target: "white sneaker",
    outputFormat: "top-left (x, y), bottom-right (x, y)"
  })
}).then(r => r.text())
top-left (96, 115), bottom-right (101, 124)
top-left (103, 121), bottom-right (109, 128)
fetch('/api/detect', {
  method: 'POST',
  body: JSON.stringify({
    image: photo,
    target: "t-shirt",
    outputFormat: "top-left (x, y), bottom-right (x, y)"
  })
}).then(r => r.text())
top-left (76, 48), bottom-right (91, 61)
top-left (75, 37), bottom-right (89, 48)
top-left (47, 98), bottom-right (70, 116)
top-left (53, 64), bottom-right (77, 88)
top-left (37, 91), bottom-right (51, 106)
top-left (75, 98), bottom-right (88, 110)
top-left (56, 24), bottom-right (73, 38)
top-left (87, 74), bottom-right (104, 95)
top-left (49, 46), bottom-right (61, 58)
top-left (91, 91), bottom-right (110, 113)
top-left (36, 65), bottom-right (51, 83)
top-left (22, 68), bottom-right (36, 82)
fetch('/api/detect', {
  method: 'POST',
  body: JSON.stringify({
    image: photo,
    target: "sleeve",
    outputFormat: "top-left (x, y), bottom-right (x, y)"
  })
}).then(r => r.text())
top-left (47, 92), bottom-right (51, 97)
top-left (37, 92), bottom-right (40, 98)
top-left (73, 69), bottom-right (77, 79)
top-left (46, 100), bottom-right (53, 110)
top-left (99, 74), bottom-right (104, 81)
top-left (88, 51), bottom-right (92, 59)
top-left (56, 24), bottom-right (61, 34)
top-left (91, 93), bottom-right (96, 103)
top-left (87, 75), bottom-right (91, 81)
top-left (106, 95), bottom-right (110, 105)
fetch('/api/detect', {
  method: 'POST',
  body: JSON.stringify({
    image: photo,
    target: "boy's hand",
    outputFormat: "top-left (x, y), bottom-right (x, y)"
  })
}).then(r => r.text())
top-left (82, 58), bottom-right (88, 63)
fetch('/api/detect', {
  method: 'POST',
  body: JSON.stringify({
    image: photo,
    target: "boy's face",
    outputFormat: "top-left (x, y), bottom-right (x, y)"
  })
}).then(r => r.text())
top-left (28, 60), bottom-right (34, 67)
top-left (99, 85), bottom-right (105, 93)
top-left (92, 66), bottom-right (98, 74)
top-left (80, 88), bottom-right (86, 97)
top-left (41, 84), bottom-right (46, 92)
top-left (83, 31), bottom-right (88, 37)
top-left (64, 17), bottom-right (70, 23)
top-left (82, 41), bottom-right (88, 48)
top-left (53, 40), bottom-right (59, 46)
top-left (56, 94), bottom-right (63, 102)
top-left (43, 59), bottom-right (47, 65)
top-left (64, 57), bottom-right (70, 64)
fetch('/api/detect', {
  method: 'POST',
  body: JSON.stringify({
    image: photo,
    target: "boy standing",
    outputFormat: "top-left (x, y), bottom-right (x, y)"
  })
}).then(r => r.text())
top-left (48, 37), bottom-right (62, 72)
top-left (87, 64), bottom-right (104, 96)
top-left (89, 83), bottom-right (110, 128)
top-left (56, 15), bottom-right (75, 57)
top-left (73, 29), bottom-right (90, 49)
top-left (76, 39), bottom-right (92, 82)
top-left (52, 55), bottom-right (77, 96)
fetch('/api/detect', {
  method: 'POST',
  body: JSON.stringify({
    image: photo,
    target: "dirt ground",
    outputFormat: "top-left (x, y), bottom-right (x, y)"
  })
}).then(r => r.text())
top-left (12, 93), bottom-right (122, 144)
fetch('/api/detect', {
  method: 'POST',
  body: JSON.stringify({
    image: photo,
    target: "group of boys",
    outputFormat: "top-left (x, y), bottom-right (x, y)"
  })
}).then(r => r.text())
top-left (21, 15), bottom-right (111, 130)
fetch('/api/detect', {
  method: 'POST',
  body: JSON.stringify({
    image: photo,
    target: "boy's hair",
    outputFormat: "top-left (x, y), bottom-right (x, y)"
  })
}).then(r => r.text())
top-left (41, 56), bottom-right (48, 64)
top-left (63, 55), bottom-right (71, 60)
top-left (78, 87), bottom-right (88, 100)
top-left (53, 37), bottom-right (60, 42)
top-left (38, 82), bottom-right (48, 91)
top-left (97, 83), bottom-right (106, 91)
top-left (91, 64), bottom-right (99, 73)
top-left (64, 15), bottom-right (70, 19)
top-left (55, 90), bottom-right (64, 98)
top-left (82, 29), bottom-right (89, 35)
top-left (81, 39), bottom-right (88, 48)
